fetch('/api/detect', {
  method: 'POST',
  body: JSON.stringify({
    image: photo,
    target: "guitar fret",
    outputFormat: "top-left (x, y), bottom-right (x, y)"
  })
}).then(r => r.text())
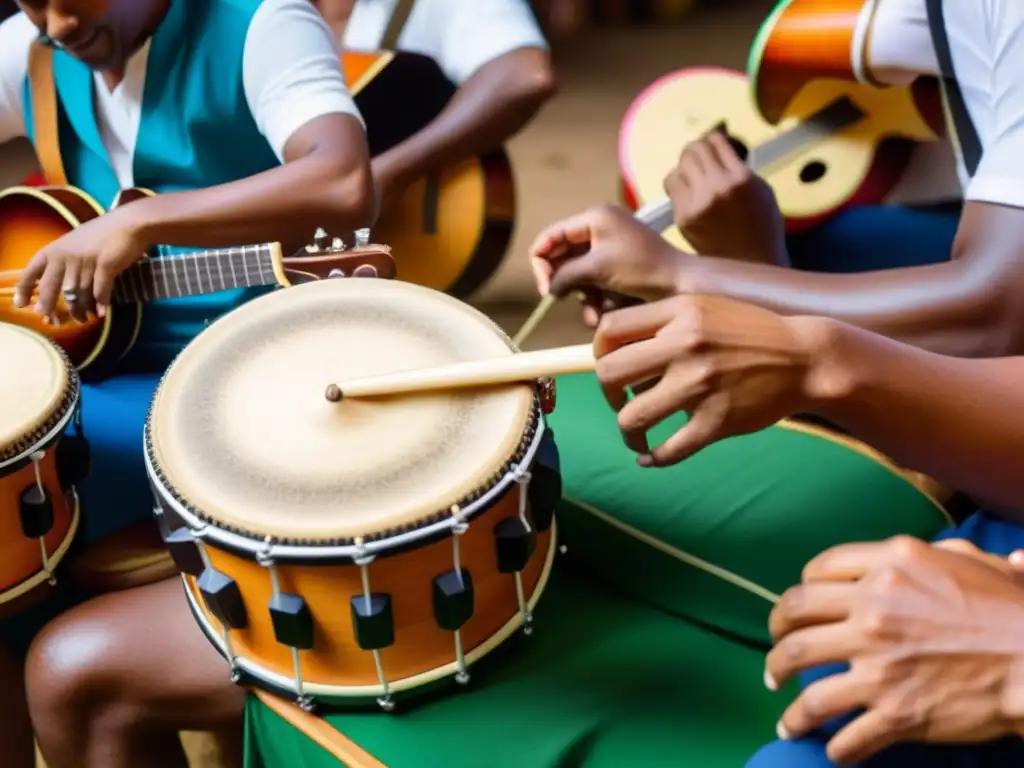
top-left (108, 243), bottom-right (275, 304)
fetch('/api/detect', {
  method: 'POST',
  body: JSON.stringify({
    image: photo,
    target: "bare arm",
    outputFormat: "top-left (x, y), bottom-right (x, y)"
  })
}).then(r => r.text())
top-left (683, 202), bottom-right (1024, 358)
top-left (373, 47), bottom-right (555, 194)
top-left (807, 318), bottom-right (1024, 509)
top-left (125, 113), bottom-right (374, 250)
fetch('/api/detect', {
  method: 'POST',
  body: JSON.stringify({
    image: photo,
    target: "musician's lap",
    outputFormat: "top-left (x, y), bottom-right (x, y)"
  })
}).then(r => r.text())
top-left (787, 203), bottom-right (959, 274)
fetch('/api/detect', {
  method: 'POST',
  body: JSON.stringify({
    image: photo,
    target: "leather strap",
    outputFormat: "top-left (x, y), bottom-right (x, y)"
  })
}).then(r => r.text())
top-left (380, 0), bottom-right (416, 51)
top-left (924, 0), bottom-right (981, 176)
top-left (252, 690), bottom-right (388, 768)
top-left (27, 40), bottom-right (68, 186)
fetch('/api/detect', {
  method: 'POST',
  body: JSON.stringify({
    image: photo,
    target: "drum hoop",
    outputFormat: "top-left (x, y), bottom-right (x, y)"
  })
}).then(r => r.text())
top-left (180, 520), bottom-right (559, 704)
top-left (0, 340), bottom-right (79, 474)
top-left (146, 407), bottom-right (548, 564)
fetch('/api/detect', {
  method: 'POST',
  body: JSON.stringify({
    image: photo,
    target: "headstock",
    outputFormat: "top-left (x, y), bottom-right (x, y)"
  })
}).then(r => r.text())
top-left (282, 227), bottom-right (397, 283)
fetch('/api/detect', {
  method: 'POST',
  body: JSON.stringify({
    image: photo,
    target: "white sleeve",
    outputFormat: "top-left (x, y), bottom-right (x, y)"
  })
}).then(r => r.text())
top-left (960, 4), bottom-right (1024, 207)
top-left (864, 0), bottom-right (936, 86)
top-left (429, 0), bottom-right (549, 85)
top-left (242, 0), bottom-right (364, 163)
top-left (0, 13), bottom-right (35, 143)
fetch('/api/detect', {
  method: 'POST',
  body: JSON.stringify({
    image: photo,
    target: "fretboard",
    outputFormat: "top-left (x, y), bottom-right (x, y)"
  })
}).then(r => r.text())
top-left (747, 96), bottom-right (867, 171)
top-left (112, 243), bottom-right (279, 304)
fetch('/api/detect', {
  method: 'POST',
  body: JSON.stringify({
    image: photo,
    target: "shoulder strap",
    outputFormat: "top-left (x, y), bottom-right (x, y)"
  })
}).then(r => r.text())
top-left (380, 0), bottom-right (416, 51)
top-left (924, 0), bottom-right (981, 176)
top-left (27, 40), bottom-right (68, 186)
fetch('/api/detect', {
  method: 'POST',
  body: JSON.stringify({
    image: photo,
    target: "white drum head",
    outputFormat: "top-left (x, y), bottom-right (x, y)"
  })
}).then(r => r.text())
top-left (0, 323), bottom-right (73, 463)
top-left (147, 279), bottom-right (536, 543)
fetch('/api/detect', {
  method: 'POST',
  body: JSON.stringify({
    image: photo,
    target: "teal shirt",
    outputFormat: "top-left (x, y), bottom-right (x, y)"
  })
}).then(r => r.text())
top-left (23, 0), bottom-right (281, 371)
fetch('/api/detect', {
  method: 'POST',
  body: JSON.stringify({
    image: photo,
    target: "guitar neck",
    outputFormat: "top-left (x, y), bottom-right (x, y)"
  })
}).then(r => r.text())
top-left (112, 243), bottom-right (281, 304)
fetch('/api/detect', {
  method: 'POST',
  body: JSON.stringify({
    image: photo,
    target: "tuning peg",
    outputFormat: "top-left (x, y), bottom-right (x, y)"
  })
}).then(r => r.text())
top-left (312, 228), bottom-right (330, 251)
top-left (331, 237), bottom-right (345, 251)
top-left (355, 228), bottom-right (370, 247)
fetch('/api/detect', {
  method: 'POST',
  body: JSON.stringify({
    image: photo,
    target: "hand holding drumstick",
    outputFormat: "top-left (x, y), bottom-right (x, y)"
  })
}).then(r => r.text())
top-left (332, 294), bottom-right (835, 467)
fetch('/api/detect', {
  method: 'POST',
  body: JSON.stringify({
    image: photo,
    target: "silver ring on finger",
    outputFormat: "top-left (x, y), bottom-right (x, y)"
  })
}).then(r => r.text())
top-left (63, 289), bottom-right (79, 305)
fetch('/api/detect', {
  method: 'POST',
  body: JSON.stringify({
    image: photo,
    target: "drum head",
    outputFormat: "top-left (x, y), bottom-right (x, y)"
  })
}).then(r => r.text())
top-left (147, 279), bottom-right (535, 543)
top-left (0, 323), bottom-right (72, 462)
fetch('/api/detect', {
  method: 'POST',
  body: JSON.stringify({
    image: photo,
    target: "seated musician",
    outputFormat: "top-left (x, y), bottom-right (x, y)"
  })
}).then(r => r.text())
top-left (312, 0), bottom-right (556, 211)
top-left (0, 0), bottom-right (374, 765)
top-left (522, 0), bottom-right (1024, 759)
top-left (578, 291), bottom-right (1024, 767)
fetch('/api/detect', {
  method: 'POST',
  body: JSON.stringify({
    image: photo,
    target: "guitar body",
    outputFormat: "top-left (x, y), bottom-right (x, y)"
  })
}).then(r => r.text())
top-left (343, 51), bottom-right (515, 298)
top-left (0, 185), bottom-right (140, 381)
top-left (1, 183), bottom-right (397, 380)
top-left (748, 0), bottom-right (944, 131)
top-left (619, 66), bottom-right (940, 247)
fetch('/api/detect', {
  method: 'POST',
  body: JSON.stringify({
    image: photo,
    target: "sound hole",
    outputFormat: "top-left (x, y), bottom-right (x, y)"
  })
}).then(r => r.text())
top-left (726, 136), bottom-right (750, 163)
top-left (800, 161), bottom-right (827, 184)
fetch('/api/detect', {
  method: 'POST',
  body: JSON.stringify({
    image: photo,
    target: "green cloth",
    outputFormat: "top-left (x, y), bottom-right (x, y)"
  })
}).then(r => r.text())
top-left (549, 373), bottom-right (951, 645)
top-left (245, 566), bottom-right (791, 768)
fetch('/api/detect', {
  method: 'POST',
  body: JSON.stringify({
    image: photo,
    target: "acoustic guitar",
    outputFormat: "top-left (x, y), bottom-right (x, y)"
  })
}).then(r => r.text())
top-left (748, 0), bottom-right (945, 129)
top-left (619, 65), bottom-right (941, 250)
top-left (344, 50), bottom-right (516, 298)
top-left (0, 184), bottom-right (395, 381)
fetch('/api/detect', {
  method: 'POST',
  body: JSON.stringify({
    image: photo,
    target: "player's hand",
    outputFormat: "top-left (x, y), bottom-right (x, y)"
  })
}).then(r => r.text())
top-left (592, 294), bottom-right (831, 465)
top-left (664, 130), bottom-right (789, 266)
top-left (13, 207), bottom-right (148, 323)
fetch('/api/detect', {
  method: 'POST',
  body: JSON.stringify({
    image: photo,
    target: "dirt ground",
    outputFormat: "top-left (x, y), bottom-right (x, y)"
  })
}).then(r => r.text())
top-left (5, 3), bottom-right (779, 764)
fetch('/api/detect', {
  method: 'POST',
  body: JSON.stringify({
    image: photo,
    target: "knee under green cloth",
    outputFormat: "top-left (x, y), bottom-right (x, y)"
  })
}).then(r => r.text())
top-left (547, 373), bottom-right (951, 646)
top-left (244, 566), bottom-right (791, 768)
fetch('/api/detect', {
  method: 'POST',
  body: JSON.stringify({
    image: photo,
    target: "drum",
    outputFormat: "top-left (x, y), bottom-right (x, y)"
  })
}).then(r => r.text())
top-left (146, 279), bottom-right (561, 711)
top-left (0, 322), bottom-right (85, 614)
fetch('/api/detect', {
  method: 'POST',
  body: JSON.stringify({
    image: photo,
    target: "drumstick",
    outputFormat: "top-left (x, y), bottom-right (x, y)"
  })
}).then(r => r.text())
top-left (326, 343), bottom-right (595, 400)
top-left (510, 196), bottom-right (674, 347)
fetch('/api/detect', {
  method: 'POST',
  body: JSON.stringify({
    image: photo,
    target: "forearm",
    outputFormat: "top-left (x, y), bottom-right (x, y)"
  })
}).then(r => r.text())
top-left (686, 201), bottom-right (1024, 357)
top-left (375, 48), bottom-right (554, 186)
top-left (807, 320), bottom-right (1024, 509)
top-left (128, 124), bottom-right (374, 249)
top-left (687, 256), bottom-right (1013, 357)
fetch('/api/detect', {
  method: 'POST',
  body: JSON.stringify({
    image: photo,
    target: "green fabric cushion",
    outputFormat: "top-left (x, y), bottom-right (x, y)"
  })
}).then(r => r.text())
top-left (547, 373), bottom-right (952, 645)
top-left (244, 565), bottom-right (790, 768)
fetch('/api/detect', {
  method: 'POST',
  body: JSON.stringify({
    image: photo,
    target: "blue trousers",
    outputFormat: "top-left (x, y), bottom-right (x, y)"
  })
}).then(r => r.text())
top-left (786, 202), bottom-right (960, 273)
top-left (752, 204), bottom-right (1024, 764)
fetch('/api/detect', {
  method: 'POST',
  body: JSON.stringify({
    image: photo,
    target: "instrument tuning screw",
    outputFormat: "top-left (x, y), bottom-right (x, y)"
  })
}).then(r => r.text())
top-left (313, 228), bottom-right (329, 251)
top-left (297, 695), bottom-right (316, 713)
top-left (377, 696), bottom-right (396, 713)
top-left (455, 670), bottom-right (471, 686)
top-left (355, 228), bottom-right (370, 247)
top-left (331, 237), bottom-right (345, 251)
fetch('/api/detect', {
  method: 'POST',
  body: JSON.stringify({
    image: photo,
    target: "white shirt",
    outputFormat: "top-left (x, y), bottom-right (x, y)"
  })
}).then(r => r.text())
top-left (343, 0), bottom-right (548, 85)
top-left (865, 0), bottom-right (1024, 208)
top-left (0, 0), bottom-right (362, 188)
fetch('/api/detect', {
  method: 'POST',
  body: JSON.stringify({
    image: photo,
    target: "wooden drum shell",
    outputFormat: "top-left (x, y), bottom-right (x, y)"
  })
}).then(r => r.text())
top-left (0, 453), bottom-right (79, 612)
top-left (182, 488), bottom-right (554, 700)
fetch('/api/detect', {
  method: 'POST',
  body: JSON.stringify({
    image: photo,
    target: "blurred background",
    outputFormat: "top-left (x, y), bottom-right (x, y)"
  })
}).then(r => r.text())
top-left (0, 0), bottom-right (775, 351)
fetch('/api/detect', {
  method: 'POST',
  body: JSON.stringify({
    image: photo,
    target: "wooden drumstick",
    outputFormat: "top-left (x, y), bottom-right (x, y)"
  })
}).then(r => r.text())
top-left (326, 343), bottom-right (595, 400)
top-left (510, 197), bottom-right (674, 347)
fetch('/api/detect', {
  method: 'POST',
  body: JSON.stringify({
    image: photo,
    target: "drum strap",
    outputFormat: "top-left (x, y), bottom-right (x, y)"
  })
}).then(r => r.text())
top-left (380, 0), bottom-right (416, 51)
top-left (924, 0), bottom-right (982, 177)
top-left (27, 40), bottom-right (69, 187)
